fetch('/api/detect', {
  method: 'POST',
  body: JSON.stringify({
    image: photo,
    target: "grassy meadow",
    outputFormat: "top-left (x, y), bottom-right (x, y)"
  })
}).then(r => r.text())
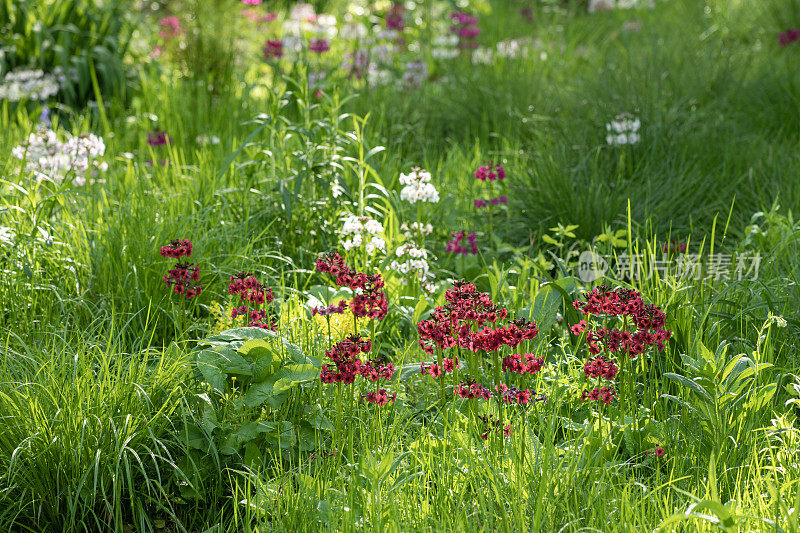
top-left (1, 0), bottom-right (800, 531)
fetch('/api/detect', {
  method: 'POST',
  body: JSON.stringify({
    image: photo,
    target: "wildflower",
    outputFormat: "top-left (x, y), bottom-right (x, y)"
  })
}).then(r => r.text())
top-left (605, 113), bottom-right (641, 146)
top-left (160, 240), bottom-right (202, 300)
top-left (661, 239), bottom-right (686, 254)
top-left (227, 271), bottom-right (277, 329)
top-left (158, 16), bottom-right (181, 40)
top-left (338, 214), bottom-right (385, 255)
top-left (581, 386), bottom-right (617, 404)
top-left (583, 356), bottom-right (619, 380)
top-left (646, 445), bottom-right (665, 457)
top-left (389, 242), bottom-right (434, 288)
top-left (263, 39), bottom-right (284, 60)
top-left (520, 7), bottom-right (535, 23)
top-left (570, 320), bottom-right (588, 335)
top-left (446, 231), bottom-right (478, 255)
top-left (320, 335), bottom-right (371, 384)
top-left (474, 162), bottom-right (505, 181)
top-left (309, 38), bottom-right (330, 54)
top-left (0, 68), bottom-right (62, 102)
top-left (399, 168), bottom-right (440, 204)
top-left (147, 129), bottom-right (172, 147)
top-left (311, 300), bottom-right (348, 316)
top-left (502, 353), bottom-right (544, 374)
top-left (779, 28), bottom-right (800, 46)
top-left (386, 3), bottom-right (405, 31)
top-left (402, 60), bottom-right (429, 88)
top-left (160, 239), bottom-right (193, 258)
top-left (12, 128), bottom-right (107, 185)
top-left (449, 12), bottom-right (481, 49)
top-left (360, 357), bottom-right (395, 381)
top-left (455, 379), bottom-right (492, 399)
top-left (474, 199), bottom-right (488, 208)
top-left (363, 389), bottom-right (396, 406)
top-left (241, 0), bottom-right (261, 4)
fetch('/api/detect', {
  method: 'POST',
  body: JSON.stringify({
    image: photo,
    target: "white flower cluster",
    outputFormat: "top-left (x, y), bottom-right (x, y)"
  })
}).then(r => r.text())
top-left (605, 114), bottom-right (641, 146)
top-left (12, 128), bottom-right (107, 185)
top-left (589, 0), bottom-right (654, 13)
top-left (401, 222), bottom-right (433, 238)
top-left (339, 214), bottom-right (386, 255)
top-left (399, 168), bottom-right (439, 204)
top-left (389, 242), bottom-right (435, 291)
top-left (432, 35), bottom-right (459, 59)
top-left (0, 68), bottom-right (63, 102)
top-left (284, 4), bottom-right (337, 37)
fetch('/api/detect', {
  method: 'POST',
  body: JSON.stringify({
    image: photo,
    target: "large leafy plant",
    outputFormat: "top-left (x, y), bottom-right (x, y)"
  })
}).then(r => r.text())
top-left (179, 326), bottom-right (328, 493)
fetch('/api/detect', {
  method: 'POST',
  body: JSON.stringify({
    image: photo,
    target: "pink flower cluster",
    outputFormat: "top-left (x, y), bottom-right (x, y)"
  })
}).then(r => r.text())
top-left (158, 16), bottom-right (181, 40)
top-left (454, 379), bottom-right (492, 399)
top-left (450, 12), bottom-right (481, 49)
top-left (386, 2), bottom-right (405, 31)
top-left (147, 129), bottom-right (172, 147)
top-left (263, 40), bottom-right (283, 60)
top-left (242, 9), bottom-right (276, 24)
top-left (315, 252), bottom-right (388, 320)
top-left (779, 28), bottom-right (800, 46)
top-left (417, 280), bottom-right (538, 354)
top-left (228, 272), bottom-right (276, 329)
top-left (447, 231), bottom-right (478, 255)
top-left (160, 239), bottom-right (202, 299)
top-left (309, 38), bottom-right (330, 54)
top-left (474, 196), bottom-right (507, 208)
top-left (502, 353), bottom-right (544, 374)
top-left (474, 162), bottom-right (505, 181)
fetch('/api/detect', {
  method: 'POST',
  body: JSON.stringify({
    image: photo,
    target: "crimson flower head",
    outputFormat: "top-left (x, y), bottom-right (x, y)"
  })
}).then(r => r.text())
top-left (263, 39), bottom-right (283, 60)
top-left (160, 239), bottom-right (193, 259)
top-left (158, 16), bottom-right (181, 40)
top-left (309, 38), bottom-right (330, 54)
top-left (363, 389), bottom-right (396, 406)
top-left (779, 28), bottom-right (800, 46)
top-left (147, 129), bottom-right (172, 147)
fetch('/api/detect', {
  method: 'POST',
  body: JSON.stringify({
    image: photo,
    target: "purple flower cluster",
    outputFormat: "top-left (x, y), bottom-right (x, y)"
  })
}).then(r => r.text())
top-left (474, 196), bottom-right (507, 208)
top-left (450, 12), bottom-right (481, 49)
top-left (447, 231), bottom-right (478, 255)
top-left (779, 28), bottom-right (800, 46)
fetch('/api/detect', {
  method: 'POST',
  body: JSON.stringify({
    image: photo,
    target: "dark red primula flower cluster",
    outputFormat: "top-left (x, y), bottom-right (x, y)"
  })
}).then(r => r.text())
top-left (315, 252), bottom-right (388, 320)
top-left (454, 379), bottom-right (492, 399)
top-left (320, 336), bottom-right (396, 404)
top-left (583, 355), bottom-right (618, 380)
top-left (417, 280), bottom-right (538, 355)
top-left (573, 286), bottom-right (671, 356)
top-left (311, 300), bottom-right (348, 316)
top-left (228, 271), bottom-right (277, 330)
top-left (474, 162), bottom-right (505, 182)
top-left (502, 353), bottom-right (544, 374)
top-left (421, 357), bottom-right (458, 377)
top-left (320, 335), bottom-right (373, 385)
top-left (363, 389), bottom-right (396, 406)
top-left (580, 386), bottom-right (617, 404)
top-left (160, 239), bottom-right (202, 299)
top-left (160, 239), bottom-right (192, 258)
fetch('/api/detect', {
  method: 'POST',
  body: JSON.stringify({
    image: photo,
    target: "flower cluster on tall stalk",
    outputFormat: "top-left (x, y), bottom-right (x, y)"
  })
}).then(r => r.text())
top-left (12, 128), bottom-right (107, 185)
top-left (416, 280), bottom-right (541, 438)
top-left (779, 28), bottom-right (800, 46)
top-left (571, 285), bottom-right (671, 419)
top-left (449, 12), bottom-right (481, 50)
top-left (339, 214), bottom-right (386, 256)
top-left (0, 68), bottom-right (64, 101)
top-left (605, 113), bottom-right (641, 146)
top-left (315, 253), bottom-right (393, 453)
top-left (390, 170), bottom-right (438, 293)
top-left (160, 239), bottom-right (202, 299)
top-left (227, 272), bottom-right (277, 329)
top-left (473, 161), bottom-right (506, 250)
top-left (446, 231), bottom-right (478, 255)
